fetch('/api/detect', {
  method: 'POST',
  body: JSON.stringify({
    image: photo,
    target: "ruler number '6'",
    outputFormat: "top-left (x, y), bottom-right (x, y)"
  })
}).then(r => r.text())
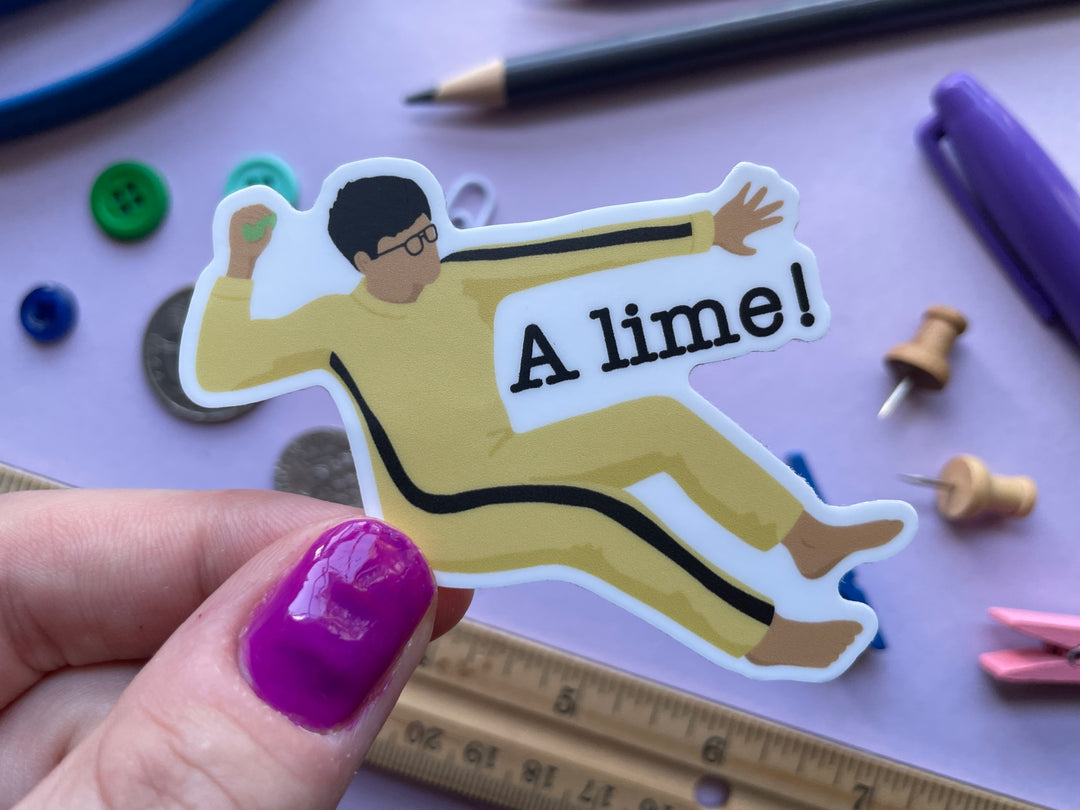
top-left (701, 735), bottom-right (727, 765)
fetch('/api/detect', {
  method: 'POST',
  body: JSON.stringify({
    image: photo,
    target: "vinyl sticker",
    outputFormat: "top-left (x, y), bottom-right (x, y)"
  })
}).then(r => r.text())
top-left (179, 158), bottom-right (915, 681)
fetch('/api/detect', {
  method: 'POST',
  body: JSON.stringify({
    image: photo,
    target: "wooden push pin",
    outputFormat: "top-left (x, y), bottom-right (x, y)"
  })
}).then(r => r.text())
top-left (878, 304), bottom-right (967, 419)
top-left (900, 454), bottom-right (1037, 521)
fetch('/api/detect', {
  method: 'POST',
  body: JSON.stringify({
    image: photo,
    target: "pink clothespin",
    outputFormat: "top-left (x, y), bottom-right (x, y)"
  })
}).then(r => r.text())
top-left (980, 607), bottom-right (1080, 683)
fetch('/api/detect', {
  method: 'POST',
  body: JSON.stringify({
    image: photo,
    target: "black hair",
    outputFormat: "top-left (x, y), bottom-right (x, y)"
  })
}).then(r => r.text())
top-left (327, 175), bottom-right (432, 267)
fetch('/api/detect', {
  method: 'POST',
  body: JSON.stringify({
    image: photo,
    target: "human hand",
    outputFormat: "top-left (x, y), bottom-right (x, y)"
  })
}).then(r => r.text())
top-left (226, 204), bottom-right (276, 279)
top-left (0, 489), bottom-right (472, 809)
top-left (712, 182), bottom-right (784, 256)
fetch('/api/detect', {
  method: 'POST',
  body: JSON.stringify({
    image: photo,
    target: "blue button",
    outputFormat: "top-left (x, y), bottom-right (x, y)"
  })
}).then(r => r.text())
top-left (224, 154), bottom-right (300, 206)
top-left (20, 284), bottom-right (78, 343)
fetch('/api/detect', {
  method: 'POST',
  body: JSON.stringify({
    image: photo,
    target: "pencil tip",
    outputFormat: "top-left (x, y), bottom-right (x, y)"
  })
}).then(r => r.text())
top-left (405, 87), bottom-right (438, 104)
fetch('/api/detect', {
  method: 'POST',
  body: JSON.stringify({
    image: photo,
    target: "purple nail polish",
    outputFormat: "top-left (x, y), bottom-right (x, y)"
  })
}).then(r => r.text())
top-left (240, 518), bottom-right (434, 731)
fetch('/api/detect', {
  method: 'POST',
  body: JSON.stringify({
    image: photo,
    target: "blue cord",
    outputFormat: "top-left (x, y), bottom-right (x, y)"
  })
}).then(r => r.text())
top-left (0, 0), bottom-right (281, 142)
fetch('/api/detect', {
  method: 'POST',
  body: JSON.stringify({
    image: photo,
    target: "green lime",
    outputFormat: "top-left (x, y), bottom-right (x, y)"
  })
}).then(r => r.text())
top-left (243, 212), bottom-right (277, 242)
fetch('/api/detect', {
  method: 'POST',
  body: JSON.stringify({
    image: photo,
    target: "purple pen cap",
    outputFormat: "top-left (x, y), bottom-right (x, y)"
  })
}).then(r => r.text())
top-left (919, 72), bottom-right (1080, 347)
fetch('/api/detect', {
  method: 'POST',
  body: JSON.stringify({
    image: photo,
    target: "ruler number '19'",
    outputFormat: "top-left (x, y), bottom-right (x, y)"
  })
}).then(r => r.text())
top-left (463, 740), bottom-right (498, 768)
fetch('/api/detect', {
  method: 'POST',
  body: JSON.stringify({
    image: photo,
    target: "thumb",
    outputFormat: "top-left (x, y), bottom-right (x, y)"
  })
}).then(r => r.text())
top-left (19, 517), bottom-right (436, 810)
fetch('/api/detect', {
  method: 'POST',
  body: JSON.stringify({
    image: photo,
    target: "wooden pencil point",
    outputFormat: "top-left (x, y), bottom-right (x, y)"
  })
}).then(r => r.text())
top-left (420, 59), bottom-right (507, 107)
top-left (405, 88), bottom-right (438, 104)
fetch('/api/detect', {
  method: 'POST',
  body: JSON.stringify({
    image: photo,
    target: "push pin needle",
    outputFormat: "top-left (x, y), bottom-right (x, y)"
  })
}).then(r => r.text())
top-left (879, 305), bottom-right (967, 419)
top-left (898, 473), bottom-right (955, 491)
top-left (901, 454), bottom-right (1036, 521)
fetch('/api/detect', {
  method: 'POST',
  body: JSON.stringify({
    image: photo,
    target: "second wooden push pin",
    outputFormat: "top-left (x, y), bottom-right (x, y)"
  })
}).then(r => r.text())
top-left (879, 304), bottom-right (967, 419)
top-left (901, 454), bottom-right (1037, 521)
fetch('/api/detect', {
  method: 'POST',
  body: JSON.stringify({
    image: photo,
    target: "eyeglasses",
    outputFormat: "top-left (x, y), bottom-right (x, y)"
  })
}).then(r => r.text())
top-left (376, 223), bottom-right (438, 258)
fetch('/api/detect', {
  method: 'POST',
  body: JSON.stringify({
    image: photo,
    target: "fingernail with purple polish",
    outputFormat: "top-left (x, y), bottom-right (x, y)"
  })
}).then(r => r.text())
top-left (240, 518), bottom-right (434, 731)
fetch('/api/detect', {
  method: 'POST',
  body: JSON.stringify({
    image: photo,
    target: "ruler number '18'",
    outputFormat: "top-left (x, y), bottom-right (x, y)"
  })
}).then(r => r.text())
top-left (522, 759), bottom-right (558, 789)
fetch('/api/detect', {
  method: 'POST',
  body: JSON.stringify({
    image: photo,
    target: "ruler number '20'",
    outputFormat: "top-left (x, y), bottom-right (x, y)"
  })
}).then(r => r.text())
top-left (853, 782), bottom-right (874, 809)
top-left (404, 721), bottom-right (443, 752)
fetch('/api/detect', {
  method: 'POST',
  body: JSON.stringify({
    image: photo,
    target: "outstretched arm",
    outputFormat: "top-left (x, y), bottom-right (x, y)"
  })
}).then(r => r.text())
top-left (447, 209), bottom-right (717, 299)
top-left (713, 183), bottom-right (784, 256)
top-left (448, 184), bottom-right (784, 301)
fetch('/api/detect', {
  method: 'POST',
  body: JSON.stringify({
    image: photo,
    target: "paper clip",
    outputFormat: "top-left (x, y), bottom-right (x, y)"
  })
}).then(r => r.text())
top-left (980, 607), bottom-right (1080, 684)
top-left (0, 0), bottom-right (280, 142)
top-left (446, 173), bottom-right (497, 229)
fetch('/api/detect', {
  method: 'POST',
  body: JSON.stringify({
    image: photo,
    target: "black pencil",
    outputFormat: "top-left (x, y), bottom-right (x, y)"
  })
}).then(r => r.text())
top-left (406, 0), bottom-right (1076, 108)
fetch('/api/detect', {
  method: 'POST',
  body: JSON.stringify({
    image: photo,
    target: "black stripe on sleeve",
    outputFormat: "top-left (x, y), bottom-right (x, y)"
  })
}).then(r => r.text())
top-left (329, 352), bottom-right (774, 627)
top-left (443, 222), bottom-right (693, 263)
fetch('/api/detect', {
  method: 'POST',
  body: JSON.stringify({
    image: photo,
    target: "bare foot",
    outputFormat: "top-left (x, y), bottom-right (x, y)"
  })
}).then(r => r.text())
top-left (781, 512), bottom-right (903, 579)
top-left (745, 615), bottom-right (862, 668)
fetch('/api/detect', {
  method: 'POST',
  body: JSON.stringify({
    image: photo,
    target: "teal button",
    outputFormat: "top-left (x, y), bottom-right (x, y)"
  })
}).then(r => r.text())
top-left (90, 161), bottom-right (169, 240)
top-left (225, 154), bottom-right (300, 206)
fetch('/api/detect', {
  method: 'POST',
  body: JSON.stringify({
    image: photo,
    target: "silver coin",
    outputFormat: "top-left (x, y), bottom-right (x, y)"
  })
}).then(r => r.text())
top-left (274, 427), bottom-right (363, 508)
top-left (142, 287), bottom-right (257, 423)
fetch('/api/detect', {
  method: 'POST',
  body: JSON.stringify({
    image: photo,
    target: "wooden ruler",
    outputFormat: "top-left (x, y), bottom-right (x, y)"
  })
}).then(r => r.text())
top-left (0, 463), bottom-right (1047, 810)
top-left (369, 619), bottom-right (1045, 810)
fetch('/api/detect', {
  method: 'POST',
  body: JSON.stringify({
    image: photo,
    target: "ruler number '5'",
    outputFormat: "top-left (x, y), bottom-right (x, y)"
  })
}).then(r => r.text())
top-left (553, 686), bottom-right (578, 716)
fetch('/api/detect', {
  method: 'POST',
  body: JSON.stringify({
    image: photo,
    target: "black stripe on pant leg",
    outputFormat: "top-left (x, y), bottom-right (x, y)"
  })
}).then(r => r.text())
top-left (329, 352), bottom-right (774, 626)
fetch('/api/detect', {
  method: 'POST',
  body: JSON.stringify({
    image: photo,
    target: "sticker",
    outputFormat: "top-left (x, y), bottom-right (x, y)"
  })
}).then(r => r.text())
top-left (179, 158), bottom-right (916, 681)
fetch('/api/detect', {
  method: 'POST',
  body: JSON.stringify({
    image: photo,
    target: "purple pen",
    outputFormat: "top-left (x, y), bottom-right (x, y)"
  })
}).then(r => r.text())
top-left (918, 72), bottom-right (1080, 346)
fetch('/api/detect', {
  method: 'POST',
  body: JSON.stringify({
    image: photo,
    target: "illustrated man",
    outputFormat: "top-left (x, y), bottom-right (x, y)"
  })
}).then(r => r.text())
top-left (187, 162), bottom-right (908, 675)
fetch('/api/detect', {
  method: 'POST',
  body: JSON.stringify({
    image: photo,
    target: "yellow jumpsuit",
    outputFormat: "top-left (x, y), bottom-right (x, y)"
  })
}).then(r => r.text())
top-left (195, 210), bottom-right (803, 657)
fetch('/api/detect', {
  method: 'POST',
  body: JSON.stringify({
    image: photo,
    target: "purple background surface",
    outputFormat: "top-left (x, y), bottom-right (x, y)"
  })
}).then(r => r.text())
top-left (2, 1), bottom-right (1079, 808)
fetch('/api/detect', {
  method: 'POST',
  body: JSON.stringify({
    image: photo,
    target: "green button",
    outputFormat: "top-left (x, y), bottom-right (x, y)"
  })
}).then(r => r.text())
top-left (225, 154), bottom-right (300, 207)
top-left (90, 161), bottom-right (169, 241)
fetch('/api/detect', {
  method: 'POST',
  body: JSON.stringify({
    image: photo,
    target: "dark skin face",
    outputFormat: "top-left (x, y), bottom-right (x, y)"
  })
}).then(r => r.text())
top-left (352, 214), bottom-right (441, 304)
